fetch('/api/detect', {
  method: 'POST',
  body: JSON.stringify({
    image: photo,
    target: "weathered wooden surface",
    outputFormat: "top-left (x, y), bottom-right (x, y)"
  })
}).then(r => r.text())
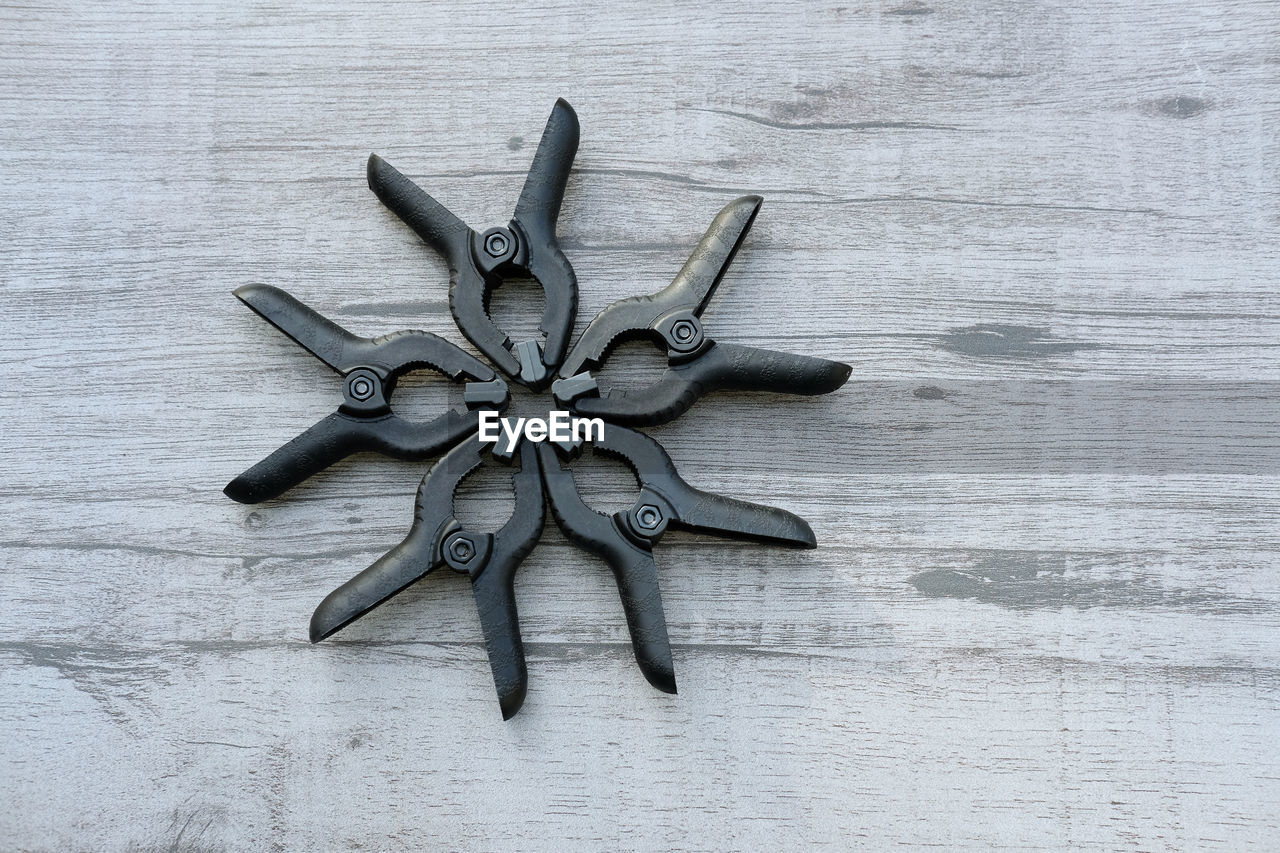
top-left (3, 0), bottom-right (1279, 850)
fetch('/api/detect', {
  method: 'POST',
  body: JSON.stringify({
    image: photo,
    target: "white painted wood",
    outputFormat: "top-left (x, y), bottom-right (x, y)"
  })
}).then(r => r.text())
top-left (2, 0), bottom-right (1278, 849)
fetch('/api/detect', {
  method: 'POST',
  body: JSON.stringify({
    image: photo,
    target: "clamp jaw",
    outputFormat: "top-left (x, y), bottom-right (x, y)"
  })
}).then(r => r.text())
top-left (224, 101), bottom-right (851, 719)
top-left (537, 425), bottom-right (815, 695)
top-left (310, 438), bottom-right (544, 720)
top-left (553, 196), bottom-right (851, 424)
top-left (223, 284), bottom-right (509, 504)
top-left (367, 99), bottom-right (580, 388)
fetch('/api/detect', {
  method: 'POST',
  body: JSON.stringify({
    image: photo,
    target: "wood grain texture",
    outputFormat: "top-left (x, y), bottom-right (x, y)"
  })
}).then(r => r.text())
top-left (3, 0), bottom-right (1279, 850)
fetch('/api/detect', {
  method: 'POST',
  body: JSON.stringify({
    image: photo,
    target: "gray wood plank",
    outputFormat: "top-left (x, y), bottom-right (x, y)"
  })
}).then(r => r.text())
top-left (2, 0), bottom-right (1278, 849)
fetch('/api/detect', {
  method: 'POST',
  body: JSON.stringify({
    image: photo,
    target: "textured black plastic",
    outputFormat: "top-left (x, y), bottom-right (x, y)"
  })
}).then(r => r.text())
top-left (559, 195), bottom-right (760, 377)
top-left (224, 284), bottom-right (502, 504)
top-left (224, 410), bottom-right (480, 504)
top-left (307, 439), bottom-right (482, 644)
top-left (592, 425), bottom-right (817, 548)
top-left (512, 98), bottom-right (580, 372)
top-left (308, 522), bottom-right (445, 644)
top-left (366, 153), bottom-right (520, 376)
top-left (367, 100), bottom-right (580, 385)
top-left (471, 439), bottom-right (545, 718)
top-left (225, 103), bottom-right (853, 719)
top-left (536, 443), bottom-right (676, 694)
top-left (309, 438), bottom-right (544, 719)
top-left (556, 195), bottom-right (851, 425)
top-left (364, 154), bottom-right (473, 276)
top-left (572, 342), bottom-right (853, 426)
top-left (534, 425), bottom-right (816, 694)
top-left (234, 283), bottom-right (367, 372)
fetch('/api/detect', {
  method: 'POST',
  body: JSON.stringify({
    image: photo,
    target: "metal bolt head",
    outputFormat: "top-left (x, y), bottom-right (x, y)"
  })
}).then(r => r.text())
top-left (349, 375), bottom-right (374, 401)
top-left (484, 231), bottom-right (510, 258)
top-left (664, 316), bottom-right (704, 353)
top-left (635, 504), bottom-right (663, 531)
top-left (448, 535), bottom-right (476, 563)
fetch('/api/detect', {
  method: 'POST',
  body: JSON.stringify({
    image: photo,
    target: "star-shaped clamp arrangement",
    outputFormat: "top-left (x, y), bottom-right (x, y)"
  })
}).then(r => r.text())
top-left (226, 99), bottom-right (851, 719)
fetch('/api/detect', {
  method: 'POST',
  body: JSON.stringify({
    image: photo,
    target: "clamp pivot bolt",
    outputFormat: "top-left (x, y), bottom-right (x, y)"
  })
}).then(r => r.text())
top-left (660, 315), bottom-right (704, 353)
top-left (634, 504), bottom-right (664, 531)
top-left (484, 231), bottom-right (510, 258)
top-left (348, 375), bottom-right (375, 401)
top-left (444, 532), bottom-right (478, 570)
